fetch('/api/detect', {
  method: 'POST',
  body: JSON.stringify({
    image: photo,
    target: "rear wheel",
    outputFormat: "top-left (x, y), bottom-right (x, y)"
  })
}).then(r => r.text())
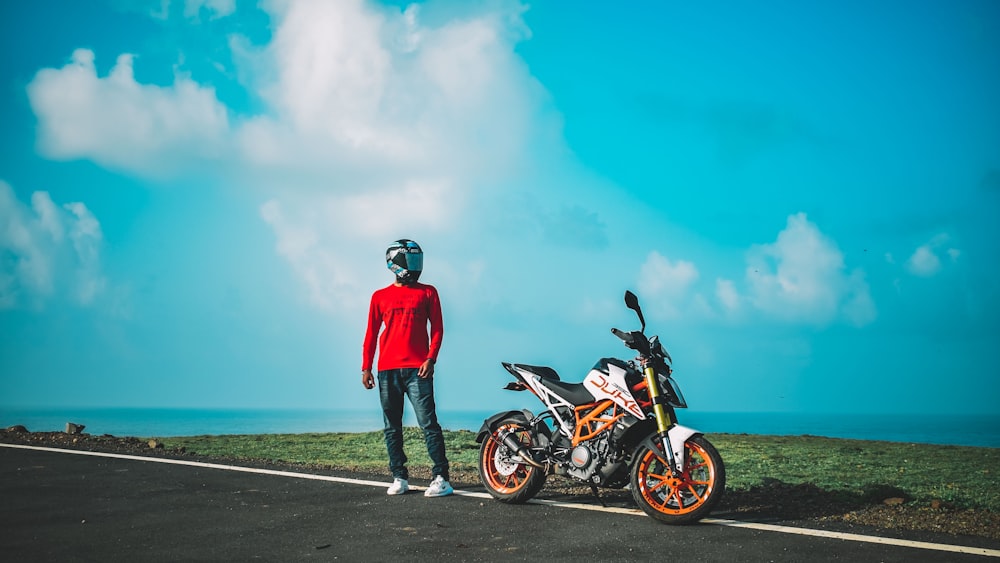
top-left (478, 419), bottom-right (546, 503)
top-left (630, 434), bottom-right (725, 524)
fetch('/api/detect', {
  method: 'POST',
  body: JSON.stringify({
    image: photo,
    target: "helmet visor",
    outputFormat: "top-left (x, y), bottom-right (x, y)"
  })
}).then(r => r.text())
top-left (401, 250), bottom-right (423, 272)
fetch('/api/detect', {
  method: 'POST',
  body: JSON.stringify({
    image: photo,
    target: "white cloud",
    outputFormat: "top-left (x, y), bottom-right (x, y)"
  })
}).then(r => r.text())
top-left (260, 0), bottom-right (393, 144)
top-left (841, 269), bottom-right (876, 326)
top-left (637, 251), bottom-right (699, 318)
top-left (906, 233), bottom-right (959, 277)
top-left (64, 202), bottom-right (106, 305)
top-left (632, 215), bottom-right (876, 327)
top-left (259, 195), bottom-right (404, 312)
top-left (258, 173), bottom-right (465, 312)
top-left (745, 213), bottom-right (875, 326)
top-left (49, 0), bottom-right (545, 193)
top-left (234, 0), bottom-right (536, 180)
top-left (69, 0), bottom-right (528, 165)
top-left (242, 1), bottom-right (542, 311)
top-left (259, 199), bottom-right (340, 311)
top-left (716, 278), bottom-right (740, 313)
top-left (22, 1), bottom-right (558, 313)
top-left (906, 245), bottom-right (941, 277)
top-left (639, 251), bottom-right (698, 297)
top-left (27, 49), bottom-right (230, 178)
top-left (0, 181), bottom-right (107, 309)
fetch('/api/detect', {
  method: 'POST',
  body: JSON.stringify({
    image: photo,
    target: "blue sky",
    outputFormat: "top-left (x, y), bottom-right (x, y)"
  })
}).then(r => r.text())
top-left (1, 0), bottom-right (998, 417)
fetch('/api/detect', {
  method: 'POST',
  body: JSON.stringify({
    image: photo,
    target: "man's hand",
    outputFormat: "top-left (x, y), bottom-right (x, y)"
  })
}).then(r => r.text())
top-left (362, 369), bottom-right (375, 389)
top-left (418, 359), bottom-right (435, 379)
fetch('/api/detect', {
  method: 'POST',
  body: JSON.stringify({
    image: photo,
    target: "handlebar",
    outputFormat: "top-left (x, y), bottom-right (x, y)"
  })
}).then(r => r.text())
top-left (611, 327), bottom-right (646, 354)
top-left (613, 327), bottom-right (665, 363)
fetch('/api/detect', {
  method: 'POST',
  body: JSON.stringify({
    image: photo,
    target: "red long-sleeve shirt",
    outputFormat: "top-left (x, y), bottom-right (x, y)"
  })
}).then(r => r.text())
top-left (362, 282), bottom-right (443, 372)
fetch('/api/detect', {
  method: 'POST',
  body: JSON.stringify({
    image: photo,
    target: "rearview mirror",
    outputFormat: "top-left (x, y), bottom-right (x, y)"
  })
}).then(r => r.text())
top-left (624, 290), bottom-right (645, 332)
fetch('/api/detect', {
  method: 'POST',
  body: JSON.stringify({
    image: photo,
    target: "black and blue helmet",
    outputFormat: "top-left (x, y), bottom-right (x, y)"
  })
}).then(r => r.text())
top-left (386, 239), bottom-right (423, 283)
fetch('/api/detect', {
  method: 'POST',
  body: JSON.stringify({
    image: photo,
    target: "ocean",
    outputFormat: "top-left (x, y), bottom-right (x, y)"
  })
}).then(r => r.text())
top-left (1, 407), bottom-right (997, 448)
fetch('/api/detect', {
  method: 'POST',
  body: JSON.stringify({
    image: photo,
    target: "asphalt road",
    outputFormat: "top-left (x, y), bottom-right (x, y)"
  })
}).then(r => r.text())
top-left (2, 444), bottom-right (998, 562)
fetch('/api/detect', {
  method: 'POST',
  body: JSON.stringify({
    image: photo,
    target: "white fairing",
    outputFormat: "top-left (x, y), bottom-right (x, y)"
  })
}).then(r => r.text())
top-left (667, 424), bottom-right (699, 469)
top-left (583, 363), bottom-right (645, 419)
top-left (512, 366), bottom-right (578, 437)
top-left (514, 367), bottom-right (571, 409)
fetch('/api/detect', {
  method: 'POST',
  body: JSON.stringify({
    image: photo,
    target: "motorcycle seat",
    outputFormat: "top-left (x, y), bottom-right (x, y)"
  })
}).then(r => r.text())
top-left (511, 364), bottom-right (597, 405)
top-left (512, 364), bottom-right (560, 381)
top-left (538, 378), bottom-right (596, 406)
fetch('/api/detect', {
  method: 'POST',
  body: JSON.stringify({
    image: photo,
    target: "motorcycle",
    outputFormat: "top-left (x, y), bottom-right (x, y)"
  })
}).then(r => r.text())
top-left (475, 291), bottom-right (725, 524)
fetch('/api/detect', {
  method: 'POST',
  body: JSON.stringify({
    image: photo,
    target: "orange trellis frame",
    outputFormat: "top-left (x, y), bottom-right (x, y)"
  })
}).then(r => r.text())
top-left (571, 399), bottom-right (625, 446)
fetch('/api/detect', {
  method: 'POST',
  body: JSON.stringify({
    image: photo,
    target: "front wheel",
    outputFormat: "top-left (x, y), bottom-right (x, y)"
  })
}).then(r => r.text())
top-left (478, 419), bottom-right (546, 504)
top-left (630, 434), bottom-right (725, 524)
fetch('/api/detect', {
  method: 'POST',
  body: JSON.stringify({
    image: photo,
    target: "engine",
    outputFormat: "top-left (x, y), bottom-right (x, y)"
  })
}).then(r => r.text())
top-left (564, 435), bottom-right (607, 482)
top-left (552, 421), bottom-right (630, 487)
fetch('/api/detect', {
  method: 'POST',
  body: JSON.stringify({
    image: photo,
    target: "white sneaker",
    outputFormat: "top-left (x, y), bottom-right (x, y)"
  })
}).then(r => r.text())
top-left (424, 475), bottom-right (453, 497)
top-left (387, 478), bottom-right (409, 495)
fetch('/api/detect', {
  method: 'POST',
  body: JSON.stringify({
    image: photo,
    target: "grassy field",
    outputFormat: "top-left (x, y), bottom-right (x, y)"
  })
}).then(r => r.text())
top-left (162, 429), bottom-right (999, 512)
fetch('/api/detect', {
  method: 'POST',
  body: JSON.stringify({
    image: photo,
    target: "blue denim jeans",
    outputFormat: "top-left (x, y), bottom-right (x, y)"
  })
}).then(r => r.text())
top-left (378, 368), bottom-right (449, 481)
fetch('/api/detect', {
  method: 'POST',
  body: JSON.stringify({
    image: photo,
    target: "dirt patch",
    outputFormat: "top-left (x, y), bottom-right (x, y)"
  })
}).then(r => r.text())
top-left (3, 427), bottom-right (997, 541)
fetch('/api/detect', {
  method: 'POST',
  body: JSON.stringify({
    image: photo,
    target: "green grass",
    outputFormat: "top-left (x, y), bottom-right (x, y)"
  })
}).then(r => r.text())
top-left (162, 428), bottom-right (483, 470)
top-left (710, 434), bottom-right (998, 510)
top-left (161, 430), bottom-right (999, 512)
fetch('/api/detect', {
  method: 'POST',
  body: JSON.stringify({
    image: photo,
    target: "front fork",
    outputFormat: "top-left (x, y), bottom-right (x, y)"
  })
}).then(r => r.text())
top-left (643, 364), bottom-right (681, 475)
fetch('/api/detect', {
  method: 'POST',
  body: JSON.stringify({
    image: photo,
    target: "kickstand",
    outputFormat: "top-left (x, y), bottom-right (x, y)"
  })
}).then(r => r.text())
top-left (589, 484), bottom-right (607, 507)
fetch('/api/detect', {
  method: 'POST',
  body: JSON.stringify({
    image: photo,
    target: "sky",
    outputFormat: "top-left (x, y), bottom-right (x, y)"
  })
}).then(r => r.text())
top-left (1, 0), bottom-right (998, 417)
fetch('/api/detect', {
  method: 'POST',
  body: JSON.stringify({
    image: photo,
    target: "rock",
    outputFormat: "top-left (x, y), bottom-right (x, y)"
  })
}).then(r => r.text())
top-left (66, 423), bottom-right (85, 435)
top-left (6, 425), bottom-right (28, 433)
top-left (148, 439), bottom-right (163, 449)
top-left (883, 497), bottom-right (905, 506)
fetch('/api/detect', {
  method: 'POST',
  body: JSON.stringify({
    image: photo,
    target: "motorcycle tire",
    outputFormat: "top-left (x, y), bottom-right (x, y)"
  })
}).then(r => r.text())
top-left (478, 419), bottom-right (546, 504)
top-left (630, 433), bottom-right (725, 525)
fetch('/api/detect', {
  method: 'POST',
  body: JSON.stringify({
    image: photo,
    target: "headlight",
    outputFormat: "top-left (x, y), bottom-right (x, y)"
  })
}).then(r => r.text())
top-left (658, 373), bottom-right (687, 408)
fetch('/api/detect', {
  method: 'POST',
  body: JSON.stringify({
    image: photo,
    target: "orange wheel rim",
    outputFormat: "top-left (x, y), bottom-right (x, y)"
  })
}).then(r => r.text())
top-left (482, 424), bottom-right (537, 494)
top-left (637, 440), bottom-right (716, 515)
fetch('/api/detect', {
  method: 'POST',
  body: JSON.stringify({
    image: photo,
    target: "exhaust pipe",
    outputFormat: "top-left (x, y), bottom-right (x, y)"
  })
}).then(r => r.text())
top-left (499, 428), bottom-right (545, 469)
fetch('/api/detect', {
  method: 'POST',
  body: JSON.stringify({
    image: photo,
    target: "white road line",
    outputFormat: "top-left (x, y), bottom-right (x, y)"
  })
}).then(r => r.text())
top-left (3, 443), bottom-right (999, 558)
top-left (699, 518), bottom-right (1000, 558)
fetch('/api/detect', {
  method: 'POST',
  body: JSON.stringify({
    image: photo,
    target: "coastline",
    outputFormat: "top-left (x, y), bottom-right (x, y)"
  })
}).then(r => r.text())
top-left (2, 407), bottom-right (998, 448)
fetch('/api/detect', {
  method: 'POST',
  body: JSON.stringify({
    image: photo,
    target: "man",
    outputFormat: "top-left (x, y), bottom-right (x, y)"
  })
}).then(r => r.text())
top-left (361, 239), bottom-right (453, 497)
